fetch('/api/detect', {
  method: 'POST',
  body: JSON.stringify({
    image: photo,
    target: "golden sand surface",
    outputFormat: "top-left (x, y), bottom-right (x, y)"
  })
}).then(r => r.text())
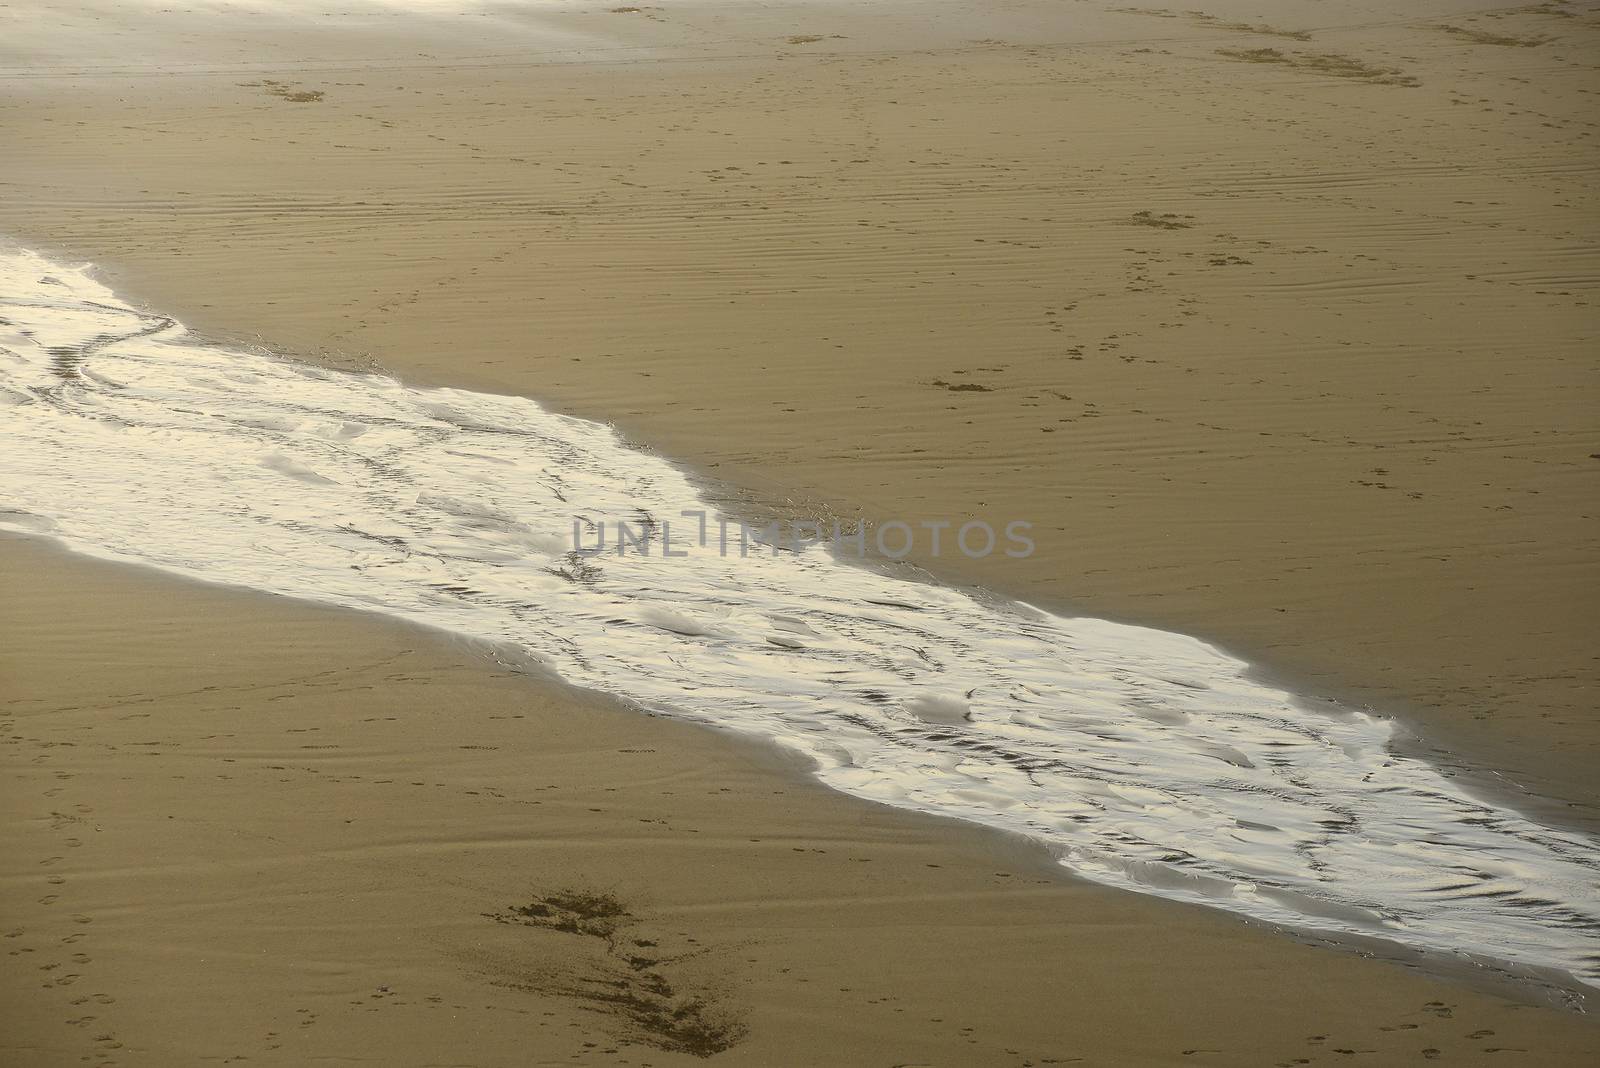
top-left (2, 0), bottom-right (1598, 1062)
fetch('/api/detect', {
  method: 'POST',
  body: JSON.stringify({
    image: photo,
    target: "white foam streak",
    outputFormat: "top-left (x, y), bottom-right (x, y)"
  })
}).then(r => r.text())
top-left (2, 245), bottom-right (1597, 989)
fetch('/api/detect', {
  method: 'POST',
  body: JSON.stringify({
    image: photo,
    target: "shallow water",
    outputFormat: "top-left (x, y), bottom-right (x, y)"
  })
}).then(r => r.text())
top-left (2, 243), bottom-right (1597, 990)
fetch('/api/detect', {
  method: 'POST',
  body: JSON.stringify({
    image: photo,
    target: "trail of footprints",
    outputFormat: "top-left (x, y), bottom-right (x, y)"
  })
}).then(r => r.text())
top-left (7, 762), bottom-right (126, 1063)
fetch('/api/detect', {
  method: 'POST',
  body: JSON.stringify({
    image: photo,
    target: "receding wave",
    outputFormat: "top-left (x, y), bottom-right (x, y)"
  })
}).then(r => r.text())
top-left (2, 244), bottom-right (1596, 990)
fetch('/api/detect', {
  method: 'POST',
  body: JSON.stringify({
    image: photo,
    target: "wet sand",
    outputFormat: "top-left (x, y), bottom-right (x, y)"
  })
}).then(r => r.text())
top-left (3, 0), bottom-right (1599, 1062)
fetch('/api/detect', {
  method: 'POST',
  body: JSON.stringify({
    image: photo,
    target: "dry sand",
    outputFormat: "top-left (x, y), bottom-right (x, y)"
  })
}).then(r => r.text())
top-left (3, 0), bottom-right (1599, 1063)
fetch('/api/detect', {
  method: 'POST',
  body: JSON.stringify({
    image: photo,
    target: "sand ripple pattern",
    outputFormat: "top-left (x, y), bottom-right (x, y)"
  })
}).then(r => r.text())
top-left (2, 245), bottom-right (1597, 989)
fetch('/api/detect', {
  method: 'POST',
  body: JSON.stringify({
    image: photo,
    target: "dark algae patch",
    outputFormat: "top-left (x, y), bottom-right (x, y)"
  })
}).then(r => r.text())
top-left (1129, 209), bottom-right (1193, 230)
top-left (244, 79), bottom-right (326, 103)
top-left (487, 888), bottom-right (747, 1057)
top-left (500, 889), bottom-right (631, 937)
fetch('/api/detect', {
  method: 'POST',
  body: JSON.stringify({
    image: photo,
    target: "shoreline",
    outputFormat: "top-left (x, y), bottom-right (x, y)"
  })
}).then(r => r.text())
top-left (4, 0), bottom-right (1598, 1061)
top-left (2, 238), bottom-right (1597, 1001)
top-left (10, 227), bottom-right (1595, 842)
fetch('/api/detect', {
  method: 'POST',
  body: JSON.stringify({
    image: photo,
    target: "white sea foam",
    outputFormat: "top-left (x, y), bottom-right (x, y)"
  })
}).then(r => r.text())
top-left (2, 244), bottom-right (1597, 990)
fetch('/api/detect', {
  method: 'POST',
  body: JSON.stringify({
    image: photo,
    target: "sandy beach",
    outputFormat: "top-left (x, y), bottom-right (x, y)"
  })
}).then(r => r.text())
top-left (3, 0), bottom-right (1599, 1063)
top-left (13, 532), bottom-right (1600, 1065)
